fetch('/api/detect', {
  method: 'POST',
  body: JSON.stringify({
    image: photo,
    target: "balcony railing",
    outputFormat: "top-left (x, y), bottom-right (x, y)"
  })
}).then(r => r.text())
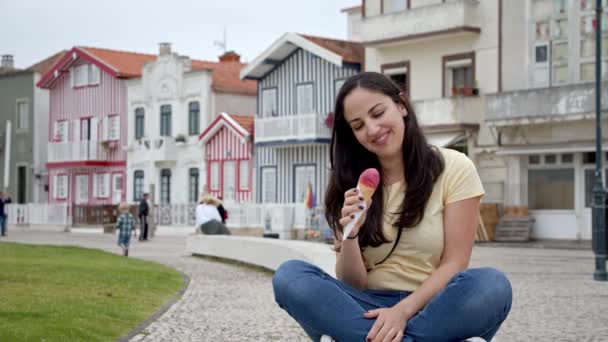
top-left (485, 82), bottom-right (608, 125)
top-left (126, 137), bottom-right (179, 162)
top-left (354, 0), bottom-right (480, 44)
top-left (413, 95), bottom-right (483, 127)
top-left (48, 141), bottom-right (109, 163)
top-left (254, 113), bottom-right (331, 144)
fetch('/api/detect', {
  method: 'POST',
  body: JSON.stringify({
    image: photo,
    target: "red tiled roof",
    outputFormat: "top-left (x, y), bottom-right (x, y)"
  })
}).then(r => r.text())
top-left (79, 47), bottom-right (158, 78)
top-left (192, 60), bottom-right (257, 96)
top-left (39, 46), bottom-right (256, 95)
top-left (299, 34), bottom-right (363, 64)
top-left (229, 114), bottom-right (254, 136)
top-left (27, 50), bottom-right (68, 74)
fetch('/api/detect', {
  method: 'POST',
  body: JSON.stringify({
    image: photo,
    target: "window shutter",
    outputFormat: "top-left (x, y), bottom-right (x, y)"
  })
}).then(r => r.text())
top-left (103, 174), bottom-right (111, 197)
top-left (93, 174), bottom-right (98, 198)
top-left (114, 116), bottom-right (120, 140)
top-left (90, 117), bottom-right (99, 142)
top-left (53, 175), bottom-right (58, 199)
top-left (53, 121), bottom-right (59, 141)
top-left (101, 116), bottom-right (108, 141)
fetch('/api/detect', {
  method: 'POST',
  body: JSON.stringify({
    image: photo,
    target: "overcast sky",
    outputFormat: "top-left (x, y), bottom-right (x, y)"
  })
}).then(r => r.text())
top-left (0, 0), bottom-right (359, 69)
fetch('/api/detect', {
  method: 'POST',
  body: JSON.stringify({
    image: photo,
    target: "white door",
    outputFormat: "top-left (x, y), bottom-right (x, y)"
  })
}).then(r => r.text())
top-left (223, 161), bottom-right (236, 202)
top-left (112, 174), bottom-right (123, 204)
top-left (294, 165), bottom-right (316, 203)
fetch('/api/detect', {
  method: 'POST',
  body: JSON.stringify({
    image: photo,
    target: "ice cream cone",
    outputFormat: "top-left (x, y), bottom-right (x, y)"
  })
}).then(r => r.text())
top-left (358, 183), bottom-right (375, 203)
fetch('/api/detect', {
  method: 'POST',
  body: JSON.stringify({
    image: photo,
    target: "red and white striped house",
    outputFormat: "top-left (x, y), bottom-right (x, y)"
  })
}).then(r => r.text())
top-left (37, 47), bottom-right (156, 205)
top-left (199, 113), bottom-right (254, 203)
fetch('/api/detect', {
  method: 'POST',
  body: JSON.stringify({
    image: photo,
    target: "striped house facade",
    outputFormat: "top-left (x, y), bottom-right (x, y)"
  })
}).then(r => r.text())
top-left (199, 113), bottom-right (254, 203)
top-left (38, 47), bottom-right (156, 205)
top-left (241, 33), bottom-right (363, 206)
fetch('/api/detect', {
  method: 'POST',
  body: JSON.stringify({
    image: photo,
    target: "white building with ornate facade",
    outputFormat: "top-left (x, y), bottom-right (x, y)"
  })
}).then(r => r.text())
top-left (126, 43), bottom-right (256, 204)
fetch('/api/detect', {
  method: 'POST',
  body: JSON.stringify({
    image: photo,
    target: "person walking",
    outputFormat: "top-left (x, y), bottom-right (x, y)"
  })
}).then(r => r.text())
top-left (116, 202), bottom-right (136, 257)
top-left (138, 193), bottom-right (150, 241)
top-left (0, 192), bottom-right (12, 237)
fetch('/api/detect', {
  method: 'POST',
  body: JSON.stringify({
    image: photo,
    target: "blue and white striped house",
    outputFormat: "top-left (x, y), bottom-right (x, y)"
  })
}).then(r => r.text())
top-left (241, 33), bottom-right (362, 216)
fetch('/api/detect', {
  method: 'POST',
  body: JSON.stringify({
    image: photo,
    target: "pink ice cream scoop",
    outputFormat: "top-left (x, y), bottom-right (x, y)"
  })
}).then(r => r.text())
top-left (357, 168), bottom-right (380, 203)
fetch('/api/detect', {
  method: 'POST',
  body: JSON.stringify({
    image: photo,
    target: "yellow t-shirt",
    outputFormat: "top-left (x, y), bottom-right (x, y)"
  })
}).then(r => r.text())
top-left (362, 148), bottom-right (485, 292)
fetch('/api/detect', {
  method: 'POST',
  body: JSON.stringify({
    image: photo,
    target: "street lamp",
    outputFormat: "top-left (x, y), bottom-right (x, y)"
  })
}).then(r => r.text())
top-left (593, 0), bottom-right (608, 281)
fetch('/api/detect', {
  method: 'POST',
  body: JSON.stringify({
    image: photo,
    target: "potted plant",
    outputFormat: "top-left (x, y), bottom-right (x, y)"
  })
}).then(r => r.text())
top-left (451, 86), bottom-right (460, 97)
top-left (472, 80), bottom-right (480, 96)
top-left (175, 134), bottom-right (187, 144)
top-left (463, 86), bottom-right (473, 96)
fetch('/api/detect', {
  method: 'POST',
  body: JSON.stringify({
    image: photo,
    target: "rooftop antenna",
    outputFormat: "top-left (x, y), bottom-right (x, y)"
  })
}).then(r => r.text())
top-left (213, 28), bottom-right (227, 54)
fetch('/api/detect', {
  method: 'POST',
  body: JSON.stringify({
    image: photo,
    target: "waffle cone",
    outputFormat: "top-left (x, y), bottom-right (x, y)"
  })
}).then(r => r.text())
top-left (358, 183), bottom-right (376, 203)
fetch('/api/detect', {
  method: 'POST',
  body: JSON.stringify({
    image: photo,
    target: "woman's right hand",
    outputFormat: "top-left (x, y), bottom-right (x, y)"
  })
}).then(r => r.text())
top-left (339, 188), bottom-right (369, 239)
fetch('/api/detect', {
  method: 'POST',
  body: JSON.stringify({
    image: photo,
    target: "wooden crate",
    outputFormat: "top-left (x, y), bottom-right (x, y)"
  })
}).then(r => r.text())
top-left (495, 217), bottom-right (533, 241)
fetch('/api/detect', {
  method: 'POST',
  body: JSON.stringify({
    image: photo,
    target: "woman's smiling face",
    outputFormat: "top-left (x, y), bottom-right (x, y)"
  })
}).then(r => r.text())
top-left (343, 87), bottom-right (407, 161)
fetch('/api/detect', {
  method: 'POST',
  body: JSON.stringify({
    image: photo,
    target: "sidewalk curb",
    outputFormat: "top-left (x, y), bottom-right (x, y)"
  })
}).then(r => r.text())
top-left (117, 270), bottom-right (191, 342)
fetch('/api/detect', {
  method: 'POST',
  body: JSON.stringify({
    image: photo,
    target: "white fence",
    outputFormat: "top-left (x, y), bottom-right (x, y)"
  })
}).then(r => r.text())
top-left (7, 203), bottom-right (71, 226)
top-left (6, 202), bottom-right (332, 239)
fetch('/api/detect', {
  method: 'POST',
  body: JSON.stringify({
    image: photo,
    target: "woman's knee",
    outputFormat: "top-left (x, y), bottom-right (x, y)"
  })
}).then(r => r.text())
top-left (272, 260), bottom-right (320, 302)
top-left (469, 267), bottom-right (513, 314)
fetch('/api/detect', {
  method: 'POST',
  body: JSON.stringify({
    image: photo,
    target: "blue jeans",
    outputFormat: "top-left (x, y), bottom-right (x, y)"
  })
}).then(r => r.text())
top-left (273, 260), bottom-right (512, 342)
top-left (0, 215), bottom-right (6, 236)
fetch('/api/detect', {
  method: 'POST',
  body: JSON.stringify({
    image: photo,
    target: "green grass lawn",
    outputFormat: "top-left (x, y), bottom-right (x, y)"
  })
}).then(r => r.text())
top-left (0, 242), bottom-right (183, 342)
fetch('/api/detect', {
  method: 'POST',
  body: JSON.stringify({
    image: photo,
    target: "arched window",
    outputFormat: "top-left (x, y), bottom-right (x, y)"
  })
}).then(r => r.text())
top-left (189, 168), bottom-right (199, 203)
top-left (188, 101), bottom-right (200, 136)
top-left (160, 169), bottom-right (171, 204)
top-left (134, 170), bottom-right (144, 201)
top-left (135, 108), bottom-right (145, 139)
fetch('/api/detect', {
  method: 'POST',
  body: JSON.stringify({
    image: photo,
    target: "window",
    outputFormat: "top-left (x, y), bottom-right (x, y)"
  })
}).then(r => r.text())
top-left (210, 162), bottom-right (219, 190)
top-left (188, 101), bottom-right (200, 136)
top-left (382, 62), bottom-right (409, 95)
top-left (529, 155), bottom-right (541, 164)
top-left (294, 165), bottom-right (316, 203)
top-left (382, 0), bottom-right (407, 13)
top-left (552, 18), bottom-right (568, 39)
top-left (536, 21), bottom-right (551, 40)
top-left (443, 53), bottom-right (474, 96)
top-left (54, 174), bottom-right (68, 199)
top-left (536, 45), bottom-right (549, 63)
top-left (552, 41), bottom-right (569, 84)
top-left (160, 169), bottom-right (171, 204)
top-left (160, 104), bottom-right (172, 136)
top-left (53, 121), bottom-right (68, 142)
top-left (16, 100), bottom-right (28, 130)
top-left (89, 64), bottom-right (100, 85)
top-left (107, 115), bottom-right (119, 140)
top-left (296, 83), bottom-right (314, 113)
top-left (75, 175), bottom-right (89, 204)
top-left (135, 108), bottom-right (145, 140)
top-left (73, 64), bottom-right (89, 87)
top-left (189, 168), bottom-right (199, 203)
top-left (262, 88), bottom-right (278, 117)
top-left (553, 0), bottom-right (568, 15)
top-left (93, 173), bottom-right (110, 198)
top-left (239, 160), bottom-right (249, 190)
top-left (261, 167), bottom-right (277, 203)
top-left (113, 174), bottom-right (123, 192)
top-left (134, 170), bottom-right (144, 201)
top-left (528, 169), bottom-right (574, 209)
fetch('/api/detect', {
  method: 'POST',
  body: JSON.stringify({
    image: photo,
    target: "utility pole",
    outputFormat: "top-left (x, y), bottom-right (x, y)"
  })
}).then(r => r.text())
top-left (592, 0), bottom-right (607, 281)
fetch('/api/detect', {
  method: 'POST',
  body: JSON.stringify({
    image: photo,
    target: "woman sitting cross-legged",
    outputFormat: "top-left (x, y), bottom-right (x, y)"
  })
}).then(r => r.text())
top-left (195, 194), bottom-right (231, 235)
top-left (272, 72), bottom-right (512, 342)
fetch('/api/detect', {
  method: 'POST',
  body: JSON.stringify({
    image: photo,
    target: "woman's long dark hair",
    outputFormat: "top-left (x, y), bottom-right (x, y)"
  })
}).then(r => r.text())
top-left (325, 72), bottom-right (444, 260)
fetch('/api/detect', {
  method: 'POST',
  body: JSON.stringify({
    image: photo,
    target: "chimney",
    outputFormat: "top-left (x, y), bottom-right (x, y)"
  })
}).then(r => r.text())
top-left (1, 55), bottom-right (14, 69)
top-left (219, 51), bottom-right (240, 63)
top-left (158, 42), bottom-right (172, 56)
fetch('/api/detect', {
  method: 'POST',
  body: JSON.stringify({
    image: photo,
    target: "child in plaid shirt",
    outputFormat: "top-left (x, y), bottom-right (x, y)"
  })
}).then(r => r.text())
top-left (116, 202), bottom-right (135, 257)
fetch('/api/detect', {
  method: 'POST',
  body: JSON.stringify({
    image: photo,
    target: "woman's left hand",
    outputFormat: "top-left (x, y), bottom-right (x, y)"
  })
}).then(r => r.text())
top-left (364, 306), bottom-right (408, 342)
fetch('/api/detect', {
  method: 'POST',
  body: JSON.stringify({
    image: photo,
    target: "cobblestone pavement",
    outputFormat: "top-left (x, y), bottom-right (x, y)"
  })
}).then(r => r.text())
top-left (3, 230), bottom-right (608, 342)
